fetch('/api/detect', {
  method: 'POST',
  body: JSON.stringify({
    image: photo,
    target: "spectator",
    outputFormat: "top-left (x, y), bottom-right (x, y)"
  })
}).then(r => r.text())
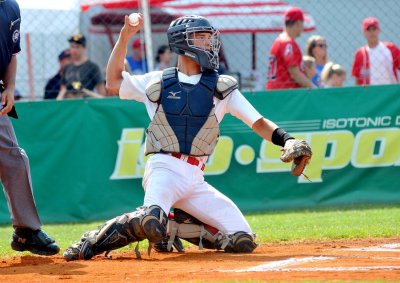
top-left (11, 87), bottom-right (22, 101)
top-left (321, 62), bottom-right (346, 87)
top-left (57, 33), bottom-right (106, 100)
top-left (351, 17), bottom-right (400, 86)
top-left (266, 7), bottom-right (313, 90)
top-left (217, 47), bottom-right (229, 75)
top-left (0, 0), bottom-right (59, 256)
top-left (44, 49), bottom-right (71, 99)
top-left (154, 45), bottom-right (173, 71)
top-left (126, 38), bottom-right (148, 74)
top-left (302, 55), bottom-right (316, 84)
top-left (305, 35), bottom-right (329, 87)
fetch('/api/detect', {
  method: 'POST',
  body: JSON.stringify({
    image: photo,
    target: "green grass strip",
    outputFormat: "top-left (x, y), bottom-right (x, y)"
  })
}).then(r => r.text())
top-left (0, 204), bottom-right (399, 257)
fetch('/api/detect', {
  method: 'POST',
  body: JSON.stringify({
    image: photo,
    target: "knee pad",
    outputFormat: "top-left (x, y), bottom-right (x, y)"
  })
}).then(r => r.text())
top-left (140, 205), bottom-right (168, 243)
top-left (170, 209), bottom-right (221, 250)
top-left (223, 231), bottom-right (257, 253)
top-left (170, 209), bottom-right (257, 253)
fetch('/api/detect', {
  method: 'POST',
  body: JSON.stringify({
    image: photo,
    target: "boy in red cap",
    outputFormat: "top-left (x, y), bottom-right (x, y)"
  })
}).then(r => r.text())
top-left (351, 17), bottom-right (400, 85)
top-left (126, 38), bottom-right (148, 74)
top-left (266, 7), bottom-right (313, 90)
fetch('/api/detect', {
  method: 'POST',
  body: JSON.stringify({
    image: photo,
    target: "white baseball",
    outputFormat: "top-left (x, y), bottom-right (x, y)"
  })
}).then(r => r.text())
top-left (128, 13), bottom-right (140, 26)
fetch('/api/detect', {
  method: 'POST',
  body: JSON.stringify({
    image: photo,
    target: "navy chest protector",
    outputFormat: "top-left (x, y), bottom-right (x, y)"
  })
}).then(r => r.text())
top-left (145, 68), bottom-right (221, 156)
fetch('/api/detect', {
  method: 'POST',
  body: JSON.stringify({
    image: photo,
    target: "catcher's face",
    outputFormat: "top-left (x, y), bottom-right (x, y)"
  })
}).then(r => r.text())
top-left (189, 31), bottom-right (220, 61)
top-left (189, 32), bottom-right (213, 51)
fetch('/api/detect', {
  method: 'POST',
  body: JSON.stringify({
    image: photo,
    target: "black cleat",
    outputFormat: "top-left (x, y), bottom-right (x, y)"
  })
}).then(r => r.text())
top-left (11, 228), bottom-right (60, 256)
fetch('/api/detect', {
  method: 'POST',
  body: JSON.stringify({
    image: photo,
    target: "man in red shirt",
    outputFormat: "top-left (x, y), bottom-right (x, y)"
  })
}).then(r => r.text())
top-left (266, 7), bottom-right (313, 90)
top-left (351, 17), bottom-right (399, 86)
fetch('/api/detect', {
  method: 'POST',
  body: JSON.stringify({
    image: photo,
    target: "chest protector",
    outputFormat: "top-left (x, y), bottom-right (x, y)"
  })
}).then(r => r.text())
top-left (145, 68), bottom-right (231, 156)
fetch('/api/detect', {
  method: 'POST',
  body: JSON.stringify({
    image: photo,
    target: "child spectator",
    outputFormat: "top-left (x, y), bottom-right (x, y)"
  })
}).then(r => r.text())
top-left (302, 55), bottom-right (317, 85)
top-left (321, 62), bottom-right (346, 87)
top-left (126, 38), bottom-right (148, 74)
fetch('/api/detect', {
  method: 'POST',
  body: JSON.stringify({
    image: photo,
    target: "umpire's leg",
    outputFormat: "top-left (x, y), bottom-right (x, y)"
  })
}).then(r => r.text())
top-left (0, 115), bottom-right (41, 230)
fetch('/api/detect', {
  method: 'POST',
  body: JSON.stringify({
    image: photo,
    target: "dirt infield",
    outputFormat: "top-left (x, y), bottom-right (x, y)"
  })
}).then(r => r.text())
top-left (1, 238), bottom-right (399, 282)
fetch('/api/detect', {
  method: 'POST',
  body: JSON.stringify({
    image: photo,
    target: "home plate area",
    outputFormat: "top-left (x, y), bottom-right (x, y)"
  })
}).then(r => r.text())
top-left (218, 239), bottom-right (400, 281)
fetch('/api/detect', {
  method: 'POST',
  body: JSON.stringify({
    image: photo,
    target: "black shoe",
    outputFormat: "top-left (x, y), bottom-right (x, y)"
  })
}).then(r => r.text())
top-left (11, 228), bottom-right (60, 256)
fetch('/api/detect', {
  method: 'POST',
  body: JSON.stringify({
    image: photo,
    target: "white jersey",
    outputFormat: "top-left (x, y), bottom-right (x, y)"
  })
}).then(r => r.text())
top-left (120, 70), bottom-right (263, 128)
top-left (367, 42), bottom-right (397, 85)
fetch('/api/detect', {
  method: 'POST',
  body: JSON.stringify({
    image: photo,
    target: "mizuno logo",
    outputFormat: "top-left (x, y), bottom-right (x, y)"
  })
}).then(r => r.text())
top-left (167, 91), bottom-right (181, 99)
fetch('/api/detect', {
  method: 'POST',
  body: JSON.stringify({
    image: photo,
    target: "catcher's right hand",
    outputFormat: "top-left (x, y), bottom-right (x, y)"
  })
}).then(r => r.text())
top-left (280, 139), bottom-right (312, 176)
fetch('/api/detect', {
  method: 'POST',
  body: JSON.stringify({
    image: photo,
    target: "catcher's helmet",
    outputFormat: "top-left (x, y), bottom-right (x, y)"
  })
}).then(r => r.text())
top-left (167, 15), bottom-right (221, 70)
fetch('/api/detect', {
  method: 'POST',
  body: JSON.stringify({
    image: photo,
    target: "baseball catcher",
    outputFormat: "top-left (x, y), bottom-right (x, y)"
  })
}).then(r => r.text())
top-left (63, 14), bottom-right (312, 261)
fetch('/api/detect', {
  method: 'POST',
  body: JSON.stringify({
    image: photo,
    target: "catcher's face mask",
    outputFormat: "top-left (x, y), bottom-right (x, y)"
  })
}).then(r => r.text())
top-left (185, 28), bottom-right (221, 69)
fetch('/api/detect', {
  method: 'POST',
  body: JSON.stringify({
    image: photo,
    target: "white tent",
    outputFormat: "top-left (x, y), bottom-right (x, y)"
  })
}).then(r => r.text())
top-left (155, 0), bottom-right (315, 33)
top-left (83, 0), bottom-right (315, 71)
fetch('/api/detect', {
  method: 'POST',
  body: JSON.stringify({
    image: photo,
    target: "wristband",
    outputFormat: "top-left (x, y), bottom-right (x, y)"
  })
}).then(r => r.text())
top-left (271, 128), bottom-right (294, 147)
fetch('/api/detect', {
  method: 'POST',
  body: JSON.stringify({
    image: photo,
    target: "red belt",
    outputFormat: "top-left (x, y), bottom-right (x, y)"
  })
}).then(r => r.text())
top-left (171, 153), bottom-right (206, 171)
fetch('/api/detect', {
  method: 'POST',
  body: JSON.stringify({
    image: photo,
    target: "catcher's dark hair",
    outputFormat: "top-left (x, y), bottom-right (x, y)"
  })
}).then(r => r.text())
top-left (272, 128), bottom-right (294, 147)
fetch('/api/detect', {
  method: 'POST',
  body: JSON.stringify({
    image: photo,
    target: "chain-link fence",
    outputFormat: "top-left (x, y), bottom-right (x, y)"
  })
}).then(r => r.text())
top-left (15, 0), bottom-right (399, 99)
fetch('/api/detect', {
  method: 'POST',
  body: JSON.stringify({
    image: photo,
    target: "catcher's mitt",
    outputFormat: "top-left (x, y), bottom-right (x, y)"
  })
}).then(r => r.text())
top-left (280, 139), bottom-right (312, 176)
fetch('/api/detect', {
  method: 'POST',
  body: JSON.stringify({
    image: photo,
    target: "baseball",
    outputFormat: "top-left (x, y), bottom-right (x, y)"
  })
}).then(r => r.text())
top-left (128, 13), bottom-right (140, 26)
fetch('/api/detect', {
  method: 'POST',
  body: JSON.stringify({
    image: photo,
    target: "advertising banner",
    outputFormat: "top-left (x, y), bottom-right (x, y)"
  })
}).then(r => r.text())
top-left (1, 85), bottom-right (399, 223)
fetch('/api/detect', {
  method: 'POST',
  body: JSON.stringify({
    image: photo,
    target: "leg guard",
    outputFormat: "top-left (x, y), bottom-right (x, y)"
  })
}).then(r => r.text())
top-left (167, 209), bottom-right (257, 253)
top-left (170, 209), bottom-right (221, 250)
top-left (63, 207), bottom-right (154, 261)
top-left (91, 211), bottom-right (148, 255)
top-left (222, 231), bottom-right (257, 253)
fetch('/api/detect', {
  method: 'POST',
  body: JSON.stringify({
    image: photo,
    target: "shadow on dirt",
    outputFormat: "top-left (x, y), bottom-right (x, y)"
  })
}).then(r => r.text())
top-left (0, 255), bottom-right (87, 275)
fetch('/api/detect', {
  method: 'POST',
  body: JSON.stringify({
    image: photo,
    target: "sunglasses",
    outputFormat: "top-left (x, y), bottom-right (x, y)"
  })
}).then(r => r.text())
top-left (316, 43), bottom-right (327, 48)
top-left (366, 26), bottom-right (378, 31)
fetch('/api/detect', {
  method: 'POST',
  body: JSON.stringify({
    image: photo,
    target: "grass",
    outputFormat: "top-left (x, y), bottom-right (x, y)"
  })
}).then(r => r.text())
top-left (0, 204), bottom-right (399, 257)
top-left (248, 204), bottom-right (400, 242)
